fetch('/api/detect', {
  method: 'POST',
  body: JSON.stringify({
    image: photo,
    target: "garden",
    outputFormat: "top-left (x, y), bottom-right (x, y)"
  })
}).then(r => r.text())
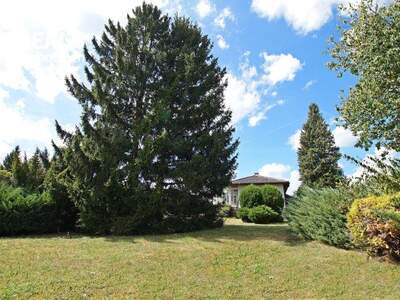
top-left (1, 0), bottom-right (400, 298)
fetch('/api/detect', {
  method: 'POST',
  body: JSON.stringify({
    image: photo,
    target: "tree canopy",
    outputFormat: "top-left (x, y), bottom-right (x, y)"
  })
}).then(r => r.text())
top-left (329, 0), bottom-right (400, 151)
top-left (56, 3), bottom-right (238, 234)
top-left (298, 104), bottom-right (343, 188)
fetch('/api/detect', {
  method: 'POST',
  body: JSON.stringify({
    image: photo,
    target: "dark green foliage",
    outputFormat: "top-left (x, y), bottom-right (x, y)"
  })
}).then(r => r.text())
top-left (2, 146), bottom-right (48, 193)
top-left (284, 187), bottom-right (352, 248)
top-left (237, 207), bottom-right (251, 222)
top-left (2, 146), bottom-right (20, 170)
top-left (298, 104), bottom-right (343, 188)
top-left (260, 185), bottom-right (284, 212)
top-left (248, 205), bottom-right (281, 224)
top-left (239, 185), bottom-right (284, 223)
top-left (239, 185), bottom-right (264, 208)
top-left (43, 148), bottom-right (78, 232)
top-left (57, 4), bottom-right (237, 234)
top-left (329, 0), bottom-right (400, 151)
top-left (0, 183), bottom-right (57, 235)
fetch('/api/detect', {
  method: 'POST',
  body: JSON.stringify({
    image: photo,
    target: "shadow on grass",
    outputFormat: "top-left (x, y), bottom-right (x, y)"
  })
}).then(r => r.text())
top-left (0, 223), bottom-right (307, 247)
top-left (104, 223), bottom-right (307, 247)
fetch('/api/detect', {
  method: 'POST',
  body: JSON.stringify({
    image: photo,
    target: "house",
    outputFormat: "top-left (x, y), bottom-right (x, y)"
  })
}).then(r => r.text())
top-left (216, 172), bottom-right (290, 208)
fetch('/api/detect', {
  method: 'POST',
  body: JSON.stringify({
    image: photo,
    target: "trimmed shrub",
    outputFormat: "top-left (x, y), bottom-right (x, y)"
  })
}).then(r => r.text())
top-left (347, 194), bottom-right (400, 260)
top-left (239, 185), bottom-right (264, 208)
top-left (237, 207), bottom-right (251, 222)
top-left (260, 185), bottom-right (284, 212)
top-left (0, 183), bottom-right (58, 235)
top-left (248, 205), bottom-right (280, 224)
top-left (284, 187), bottom-right (353, 248)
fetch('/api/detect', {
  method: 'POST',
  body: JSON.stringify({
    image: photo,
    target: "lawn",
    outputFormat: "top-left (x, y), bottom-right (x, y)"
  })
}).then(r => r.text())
top-left (0, 219), bottom-right (399, 299)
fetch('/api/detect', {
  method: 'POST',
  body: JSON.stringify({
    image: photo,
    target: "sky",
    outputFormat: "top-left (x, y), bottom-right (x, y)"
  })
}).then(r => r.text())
top-left (0, 0), bottom-right (389, 194)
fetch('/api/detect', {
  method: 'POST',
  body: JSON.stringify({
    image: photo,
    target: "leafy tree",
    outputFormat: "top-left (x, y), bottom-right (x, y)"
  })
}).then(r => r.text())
top-left (329, 0), bottom-right (400, 151)
top-left (298, 104), bottom-right (343, 188)
top-left (57, 3), bottom-right (238, 234)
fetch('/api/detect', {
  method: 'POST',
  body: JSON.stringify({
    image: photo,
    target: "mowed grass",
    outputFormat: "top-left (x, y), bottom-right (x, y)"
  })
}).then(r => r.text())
top-left (0, 219), bottom-right (399, 299)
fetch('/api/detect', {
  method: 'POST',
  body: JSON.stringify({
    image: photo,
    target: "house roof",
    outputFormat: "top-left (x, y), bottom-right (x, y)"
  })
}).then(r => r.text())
top-left (231, 173), bottom-right (290, 190)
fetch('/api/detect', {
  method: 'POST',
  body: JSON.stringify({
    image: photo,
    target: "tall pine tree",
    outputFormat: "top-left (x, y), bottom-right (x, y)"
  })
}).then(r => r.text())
top-left (298, 104), bottom-right (343, 188)
top-left (57, 3), bottom-right (238, 234)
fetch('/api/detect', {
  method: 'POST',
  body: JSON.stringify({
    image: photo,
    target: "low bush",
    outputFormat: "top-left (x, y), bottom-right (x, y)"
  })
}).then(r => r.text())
top-left (248, 205), bottom-right (281, 224)
top-left (237, 207), bottom-right (251, 222)
top-left (0, 169), bottom-right (12, 184)
top-left (347, 194), bottom-right (400, 261)
top-left (0, 183), bottom-right (58, 235)
top-left (239, 185), bottom-right (264, 208)
top-left (260, 185), bottom-right (284, 212)
top-left (284, 187), bottom-right (353, 248)
top-left (219, 204), bottom-right (236, 218)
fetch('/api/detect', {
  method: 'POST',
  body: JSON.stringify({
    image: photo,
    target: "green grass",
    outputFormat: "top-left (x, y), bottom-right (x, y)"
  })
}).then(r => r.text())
top-left (0, 219), bottom-right (399, 299)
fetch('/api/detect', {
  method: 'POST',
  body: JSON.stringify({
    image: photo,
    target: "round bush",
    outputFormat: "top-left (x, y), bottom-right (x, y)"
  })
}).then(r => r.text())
top-left (239, 185), bottom-right (263, 208)
top-left (347, 194), bottom-right (400, 260)
top-left (248, 205), bottom-right (280, 224)
top-left (260, 185), bottom-right (284, 212)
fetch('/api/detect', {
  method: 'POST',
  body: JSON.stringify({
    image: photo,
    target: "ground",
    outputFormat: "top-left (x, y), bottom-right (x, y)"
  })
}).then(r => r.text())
top-left (0, 219), bottom-right (399, 299)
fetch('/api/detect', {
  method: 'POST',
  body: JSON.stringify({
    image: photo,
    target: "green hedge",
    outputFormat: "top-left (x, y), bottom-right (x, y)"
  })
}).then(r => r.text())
top-left (248, 205), bottom-right (281, 224)
top-left (284, 187), bottom-right (353, 248)
top-left (0, 184), bottom-right (58, 235)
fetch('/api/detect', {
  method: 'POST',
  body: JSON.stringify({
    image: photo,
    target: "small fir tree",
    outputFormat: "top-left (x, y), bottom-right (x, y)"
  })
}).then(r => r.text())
top-left (298, 104), bottom-right (343, 188)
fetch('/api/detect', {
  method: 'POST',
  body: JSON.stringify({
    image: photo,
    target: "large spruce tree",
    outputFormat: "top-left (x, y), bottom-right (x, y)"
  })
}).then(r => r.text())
top-left (298, 104), bottom-right (343, 188)
top-left (57, 4), bottom-right (238, 234)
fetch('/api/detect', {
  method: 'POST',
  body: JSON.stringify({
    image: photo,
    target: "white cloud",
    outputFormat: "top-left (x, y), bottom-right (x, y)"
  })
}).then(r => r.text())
top-left (225, 51), bottom-right (301, 126)
top-left (216, 35), bottom-right (229, 49)
top-left (303, 79), bottom-right (316, 90)
top-left (288, 126), bottom-right (358, 151)
top-left (261, 52), bottom-right (302, 85)
top-left (332, 126), bottom-right (358, 148)
top-left (259, 163), bottom-right (301, 195)
top-left (260, 163), bottom-right (291, 179)
top-left (0, 0), bottom-right (181, 103)
top-left (251, 0), bottom-right (335, 34)
top-left (288, 129), bottom-right (301, 151)
top-left (214, 7), bottom-right (235, 28)
top-left (0, 87), bottom-right (54, 159)
top-left (248, 102), bottom-right (284, 127)
top-left (251, 0), bottom-right (391, 34)
top-left (224, 73), bottom-right (260, 125)
top-left (196, 0), bottom-right (215, 18)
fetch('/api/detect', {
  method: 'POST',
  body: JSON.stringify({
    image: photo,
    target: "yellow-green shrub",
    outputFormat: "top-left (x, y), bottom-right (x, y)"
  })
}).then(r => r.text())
top-left (347, 194), bottom-right (400, 260)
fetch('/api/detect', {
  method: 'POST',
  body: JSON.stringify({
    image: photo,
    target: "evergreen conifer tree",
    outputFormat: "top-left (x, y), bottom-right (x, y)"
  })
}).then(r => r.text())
top-left (2, 146), bottom-right (20, 170)
top-left (298, 104), bottom-right (343, 188)
top-left (27, 148), bottom-right (46, 192)
top-left (57, 3), bottom-right (238, 234)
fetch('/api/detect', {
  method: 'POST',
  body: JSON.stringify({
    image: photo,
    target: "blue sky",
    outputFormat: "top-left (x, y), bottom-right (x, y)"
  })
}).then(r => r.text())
top-left (0, 0), bottom-right (386, 194)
